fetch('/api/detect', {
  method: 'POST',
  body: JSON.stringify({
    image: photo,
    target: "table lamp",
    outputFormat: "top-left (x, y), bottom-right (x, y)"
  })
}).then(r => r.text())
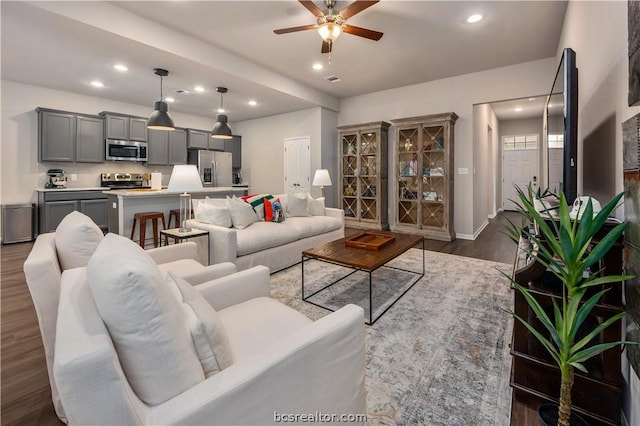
top-left (312, 169), bottom-right (332, 197)
top-left (167, 164), bottom-right (203, 232)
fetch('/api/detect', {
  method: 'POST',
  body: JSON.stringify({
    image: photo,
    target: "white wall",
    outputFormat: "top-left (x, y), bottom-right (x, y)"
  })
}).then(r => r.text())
top-left (338, 57), bottom-right (557, 237)
top-left (320, 108), bottom-right (339, 208)
top-left (557, 1), bottom-right (640, 424)
top-left (233, 107), bottom-right (324, 197)
top-left (472, 103), bottom-right (499, 234)
top-left (0, 80), bottom-right (215, 205)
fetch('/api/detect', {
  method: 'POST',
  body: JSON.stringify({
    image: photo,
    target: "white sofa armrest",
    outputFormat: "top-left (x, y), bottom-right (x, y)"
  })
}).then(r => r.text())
top-left (186, 219), bottom-right (237, 266)
top-left (151, 304), bottom-right (366, 426)
top-left (146, 242), bottom-right (199, 264)
top-left (178, 262), bottom-right (237, 286)
top-left (195, 265), bottom-right (270, 311)
top-left (325, 207), bottom-right (345, 226)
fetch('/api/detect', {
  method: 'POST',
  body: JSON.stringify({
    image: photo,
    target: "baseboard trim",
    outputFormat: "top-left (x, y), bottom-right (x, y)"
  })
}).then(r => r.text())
top-left (456, 233), bottom-right (474, 240)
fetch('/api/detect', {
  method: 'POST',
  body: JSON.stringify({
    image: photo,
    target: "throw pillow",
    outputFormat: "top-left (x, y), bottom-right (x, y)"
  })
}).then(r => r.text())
top-left (287, 191), bottom-right (310, 217)
top-left (87, 233), bottom-right (204, 406)
top-left (225, 196), bottom-right (258, 229)
top-left (196, 203), bottom-right (232, 228)
top-left (243, 193), bottom-right (274, 220)
top-left (265, 197), bottom-right (285, 223)
top-left (55, 210), bottom-right (104, 270)
top-left (166, 272), bottom-right (234, 376)
top-left (307, 194), bottom-right (326, 216)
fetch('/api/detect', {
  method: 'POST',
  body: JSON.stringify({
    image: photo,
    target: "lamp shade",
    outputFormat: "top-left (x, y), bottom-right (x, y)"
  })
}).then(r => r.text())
top-left (312, 169), bottom-right (332, 187)
top-left (211, 114), bottom-right (233, 139)
top-left (148, 101), bottom-right (175, 130)
top-left (167, 165), bottom-right (203, 192)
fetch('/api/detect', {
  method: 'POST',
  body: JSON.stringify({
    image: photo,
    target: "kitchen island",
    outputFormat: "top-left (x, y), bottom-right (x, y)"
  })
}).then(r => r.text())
top-left (106, 187), bottom-right (249, 238)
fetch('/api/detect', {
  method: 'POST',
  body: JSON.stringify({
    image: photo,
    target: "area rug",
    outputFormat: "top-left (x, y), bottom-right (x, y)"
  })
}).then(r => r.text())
top-left (270, 248), bottom-right (514, 425)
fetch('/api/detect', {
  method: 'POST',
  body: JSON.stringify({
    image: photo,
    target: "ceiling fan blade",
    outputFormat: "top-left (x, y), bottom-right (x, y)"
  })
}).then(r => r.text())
top-left (274, 24), bottom-right (317, 35)
top-left (339, 0), bottom-right (379, 20)
top-left (343, 24), bottom-right (383, 41)
top-left (299, 0), bottom-right (325, 17)
top-left (321, 40), bottom-right (332, 54)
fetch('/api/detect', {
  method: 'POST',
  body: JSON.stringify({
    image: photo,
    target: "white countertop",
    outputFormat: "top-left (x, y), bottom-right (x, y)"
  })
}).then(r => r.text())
top-left (106, 187), bottom-right (247, 197)
top-left (36, 187), bottom-right (109, 192)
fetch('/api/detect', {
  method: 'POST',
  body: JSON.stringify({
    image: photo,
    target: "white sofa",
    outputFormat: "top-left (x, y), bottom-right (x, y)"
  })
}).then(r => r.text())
top-left (53, 234), bottom-right (366, 425)
top-left (187, 194), bottom-right (345, 272)
top-left (23, 211), bottom-right (235, 423)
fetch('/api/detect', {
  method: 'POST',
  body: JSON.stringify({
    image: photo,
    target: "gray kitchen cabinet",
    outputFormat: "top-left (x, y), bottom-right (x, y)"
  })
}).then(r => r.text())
top-left (187, 129), bottom-right (209, 149)
top-left (209, 136), bottom-right (224, 151)
top-left (224, 135), bottom-right (242, 169)
top-left (169, 128), bottom-right (187, 164)
top-left (104, 113), bottom-right (148, 141)
top-left (147, 129), bottom-right (170, 165)
top-left (38, 109), bottom-right (76, 162)
top-left (129, 118), bottom-right (148, 141)
top-left (76, 115), bottom-right (104, 163)
top-left (148, 128), bottom-right (187, 165)
top-left (38, 190), bottom-right (108, 233)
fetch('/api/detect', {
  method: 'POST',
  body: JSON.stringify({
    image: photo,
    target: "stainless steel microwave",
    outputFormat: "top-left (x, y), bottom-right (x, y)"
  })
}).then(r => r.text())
top-left (105, 139), bottom-right (148, 162)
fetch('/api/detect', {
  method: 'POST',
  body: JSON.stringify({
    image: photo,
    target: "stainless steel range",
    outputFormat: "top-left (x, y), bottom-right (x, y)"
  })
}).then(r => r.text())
top-left (100, 172), bottom-right (149, 189)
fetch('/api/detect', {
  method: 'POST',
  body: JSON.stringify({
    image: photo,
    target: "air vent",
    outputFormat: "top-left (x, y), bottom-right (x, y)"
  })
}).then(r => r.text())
top-left (325, 75), bottom-right (341, 83)
top-left (175, 89), bottom-right (192, 95)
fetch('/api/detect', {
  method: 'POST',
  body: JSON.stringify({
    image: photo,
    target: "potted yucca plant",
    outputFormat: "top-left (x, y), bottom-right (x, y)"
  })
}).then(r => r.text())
top-left (505, 185), bottom-right (636, 426)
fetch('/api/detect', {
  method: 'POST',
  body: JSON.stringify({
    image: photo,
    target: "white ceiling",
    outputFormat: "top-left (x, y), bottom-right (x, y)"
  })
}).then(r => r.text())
top-left (1, 1), bottom-right (568, 122)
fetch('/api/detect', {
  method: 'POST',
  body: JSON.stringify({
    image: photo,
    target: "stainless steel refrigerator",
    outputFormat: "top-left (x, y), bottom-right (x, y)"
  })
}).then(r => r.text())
top-left (188, 150), bottom-right (232, 187)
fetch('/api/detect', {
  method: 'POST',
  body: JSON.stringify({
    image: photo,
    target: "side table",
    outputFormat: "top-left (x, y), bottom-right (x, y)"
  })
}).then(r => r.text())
top-left (160, 228), bottom-right (210, 265)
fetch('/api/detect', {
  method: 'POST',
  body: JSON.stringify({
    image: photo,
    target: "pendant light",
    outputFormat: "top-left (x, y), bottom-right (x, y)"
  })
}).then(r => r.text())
top-left (148, 68), bottom-right (175, 131)
top-left (211, 87), bottom-right (233, 139)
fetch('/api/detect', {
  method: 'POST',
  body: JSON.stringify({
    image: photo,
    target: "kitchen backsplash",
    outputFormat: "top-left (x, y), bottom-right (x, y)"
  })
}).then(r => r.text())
top-left (37, 162), bottom-right (174, 188)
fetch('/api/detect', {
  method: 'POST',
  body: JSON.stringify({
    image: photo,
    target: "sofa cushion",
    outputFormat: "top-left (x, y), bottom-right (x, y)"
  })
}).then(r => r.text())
top-left (226, 196), bottom-right (259, 229)
top-left (235, 221), bottom-right (300, 256)
top-left (285, 216), bottom-right (342, 239)
top-left (218, 297), bottom-right (312, 361)
top-left (197, 202), bottom-right (232, 228)
top-left (192, 197), bottom-right (226, 219)
top-left (308, 194), bottom-right (326, 216)
top-left (55, 211), bottom-right (104, 270)
top-left (287, 191), bottom-right (310, 217)
top-left (156, 258), bottom-right (205, 277)
top-left (87, 233), bottom-right (204, 406)
top-left (243, 193), bottom-right (273, 221)
top-left (264, 197), bottom-right (285, 222)
top-left (166, 272), bottom-right (234, 376)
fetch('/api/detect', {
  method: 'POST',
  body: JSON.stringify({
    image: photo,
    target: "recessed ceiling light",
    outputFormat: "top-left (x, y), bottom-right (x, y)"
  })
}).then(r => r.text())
top-left (466, 14), bottom-right (483, 23)
top-left (90, 81), bottom-right (104, 88)
top-left (528, 97), bottom-right (536, 101)
top-left (514, 107), bottom-right (523, 112)
top-left (248, 100), bottom-right (258, 106)
top-left (217, 108), bottom-right (226, 113)
top-left (312, 63), bottom-right (324, 70)
top-left (165, 97), bottom-right (175, 103)
top-left (194, 86), bottom-right (205, 93)
top-left (113, 64), bottom-right (128, 71)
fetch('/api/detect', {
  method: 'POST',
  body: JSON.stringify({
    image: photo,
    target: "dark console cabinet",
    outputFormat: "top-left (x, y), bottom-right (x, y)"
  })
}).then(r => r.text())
top-left (38, 190), bottom-right (108, 233)
top-left (510, 221), bottom-right (625, 425)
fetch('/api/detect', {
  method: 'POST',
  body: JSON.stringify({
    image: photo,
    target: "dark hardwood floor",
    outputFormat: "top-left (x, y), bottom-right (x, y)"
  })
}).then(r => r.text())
top-left (0, 211), bottom-right (519, 425)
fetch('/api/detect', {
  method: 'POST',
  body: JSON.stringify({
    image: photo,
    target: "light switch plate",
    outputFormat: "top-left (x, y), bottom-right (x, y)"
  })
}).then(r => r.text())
top-left (458, 168), bottom-right (468, 175)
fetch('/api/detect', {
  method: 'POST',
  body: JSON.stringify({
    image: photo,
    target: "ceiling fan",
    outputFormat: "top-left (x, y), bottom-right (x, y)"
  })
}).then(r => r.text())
top-left (274, 0), bottom-right (383, 55)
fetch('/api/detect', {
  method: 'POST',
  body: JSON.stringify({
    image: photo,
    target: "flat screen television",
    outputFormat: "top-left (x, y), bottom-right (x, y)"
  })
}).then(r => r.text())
top-left (546, 47), bottom-right (578, 203)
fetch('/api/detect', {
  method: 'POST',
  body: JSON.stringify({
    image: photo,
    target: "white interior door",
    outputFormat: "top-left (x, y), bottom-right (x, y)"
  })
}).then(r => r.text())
top-left (502, 135), bottom-right (539, 210)
top-left (283, 136), bottom-right (310, 192)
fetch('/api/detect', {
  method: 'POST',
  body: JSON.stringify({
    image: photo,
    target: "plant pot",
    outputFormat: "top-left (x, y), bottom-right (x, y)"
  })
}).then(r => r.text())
top-left (538, 403), bottom-right (589, 426)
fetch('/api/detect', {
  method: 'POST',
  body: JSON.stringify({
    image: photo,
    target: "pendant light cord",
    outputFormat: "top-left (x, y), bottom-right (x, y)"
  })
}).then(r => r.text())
top-left (160, 75), bottom-right (163, 101)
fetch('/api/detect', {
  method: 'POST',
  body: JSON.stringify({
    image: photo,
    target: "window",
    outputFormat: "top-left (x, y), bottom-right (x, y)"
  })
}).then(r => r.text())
top-left (548, 133), bottom-right (563, 148)
top-left (503, 134), bottom-right (538, 150)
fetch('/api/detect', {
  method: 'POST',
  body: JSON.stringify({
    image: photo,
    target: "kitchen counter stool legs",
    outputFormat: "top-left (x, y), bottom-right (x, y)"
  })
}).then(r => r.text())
top-left (130, 212), bottom-right (166, 248)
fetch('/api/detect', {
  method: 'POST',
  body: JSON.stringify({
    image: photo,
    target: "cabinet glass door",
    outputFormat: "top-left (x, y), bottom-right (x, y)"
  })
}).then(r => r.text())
top-left (359, 131), bottom-right (378, 221)
top-left (421, 125), bottom-right (445, 228)
top-left (341, 133), bottom-right (358, 219)
top-left (397, 128), bottom-right (419, 225)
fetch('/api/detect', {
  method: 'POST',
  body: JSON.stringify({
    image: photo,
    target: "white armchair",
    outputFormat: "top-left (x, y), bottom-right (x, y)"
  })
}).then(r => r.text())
top-left (22, 211), bottom-right (223, 422)
top-left (54, 251), bottom-right (366, 425)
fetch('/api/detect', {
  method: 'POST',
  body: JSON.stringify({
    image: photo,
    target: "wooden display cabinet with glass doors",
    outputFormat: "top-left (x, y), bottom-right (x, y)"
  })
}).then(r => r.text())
top-left (391, 113), bottom-right (457, 241)
top-left (338, 121), bottom-right (390, 230)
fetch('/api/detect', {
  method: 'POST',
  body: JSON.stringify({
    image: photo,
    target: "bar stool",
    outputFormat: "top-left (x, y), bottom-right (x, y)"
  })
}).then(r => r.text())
top-left (130, 212), bottom-right (166, 249)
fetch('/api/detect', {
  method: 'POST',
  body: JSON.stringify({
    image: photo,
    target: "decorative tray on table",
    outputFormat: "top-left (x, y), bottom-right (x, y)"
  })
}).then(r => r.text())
top-left (345, 232), bottom-right (395, 250)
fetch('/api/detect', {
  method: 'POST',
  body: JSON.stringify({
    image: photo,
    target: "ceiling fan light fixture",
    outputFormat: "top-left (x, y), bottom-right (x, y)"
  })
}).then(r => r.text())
top-left (148, 68), bottom-right (175, 131)
top-left (212, 87), bottom-right (233, 139)
top-left (317, 22), bottom-right (342, 42)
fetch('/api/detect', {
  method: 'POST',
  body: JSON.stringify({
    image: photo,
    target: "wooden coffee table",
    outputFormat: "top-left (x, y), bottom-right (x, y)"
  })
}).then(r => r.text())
top-left (301, 232), bottom-right (424, 324)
